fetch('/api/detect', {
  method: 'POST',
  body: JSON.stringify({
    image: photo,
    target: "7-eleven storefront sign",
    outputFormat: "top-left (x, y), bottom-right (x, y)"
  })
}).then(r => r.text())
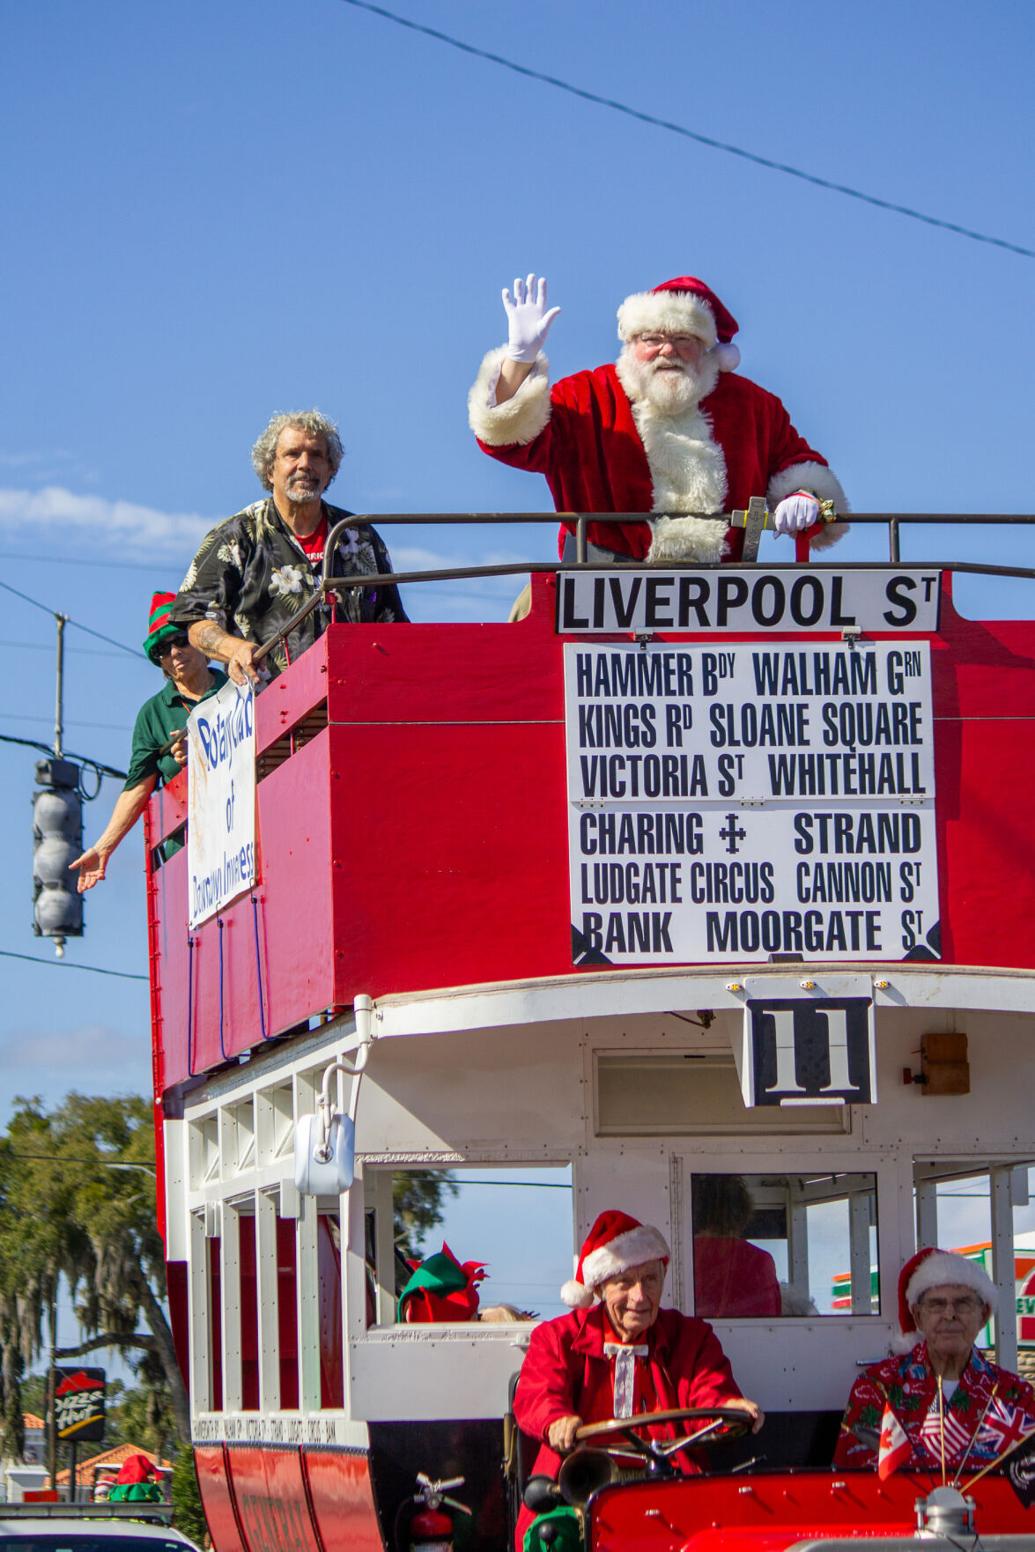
top-left (1017, 1256), bottom-right (1035, 1343)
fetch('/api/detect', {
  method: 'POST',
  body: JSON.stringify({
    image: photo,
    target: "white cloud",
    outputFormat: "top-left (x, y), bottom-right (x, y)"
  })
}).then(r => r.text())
top-left (0, 486), bottom-right (211, 555)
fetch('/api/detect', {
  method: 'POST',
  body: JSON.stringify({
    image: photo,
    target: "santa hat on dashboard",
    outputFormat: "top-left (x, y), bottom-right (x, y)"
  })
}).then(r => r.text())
top-left (892, 1247), bottom-right (997, 1353)
top-left (561, 1210), bottom-right (670, 1309)
top-left (616, 276), bottom-right (741, 372)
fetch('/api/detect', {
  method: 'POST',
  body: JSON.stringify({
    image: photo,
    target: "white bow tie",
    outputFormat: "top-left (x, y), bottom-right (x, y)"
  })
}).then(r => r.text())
top-left (603, 1341), bottom-right (649, 1418)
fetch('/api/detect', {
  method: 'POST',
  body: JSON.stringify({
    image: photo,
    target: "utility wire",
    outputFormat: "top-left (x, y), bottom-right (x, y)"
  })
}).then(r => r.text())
top-left (339, 0), bottom-right (1035, 261)
top-left (0, 550), bottom-right (181, 575)
top-left (0, 949), bottom-right (146, 981)
top-left (0, 577), bottom-right (141, 660)
top-left (0, 732), bottom-right (127, 779)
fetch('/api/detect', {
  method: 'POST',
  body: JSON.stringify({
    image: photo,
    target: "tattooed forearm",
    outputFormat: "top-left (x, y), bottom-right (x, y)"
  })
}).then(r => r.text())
top-left (189, 620), bottom-right (231, 658)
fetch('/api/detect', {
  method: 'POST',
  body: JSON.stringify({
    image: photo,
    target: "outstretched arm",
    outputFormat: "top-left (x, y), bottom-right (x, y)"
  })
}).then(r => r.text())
top-left (69, 775), bottom-right (157, 891)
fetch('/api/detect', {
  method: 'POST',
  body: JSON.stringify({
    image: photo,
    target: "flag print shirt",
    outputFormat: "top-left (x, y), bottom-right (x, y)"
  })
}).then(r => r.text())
top-left (834, 1343), bottom-right (1035, 1472)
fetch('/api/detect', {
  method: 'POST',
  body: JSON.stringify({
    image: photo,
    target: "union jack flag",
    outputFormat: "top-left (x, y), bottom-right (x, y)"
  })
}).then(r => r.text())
top-left (980, 1398), bottom-right (1034, 1457)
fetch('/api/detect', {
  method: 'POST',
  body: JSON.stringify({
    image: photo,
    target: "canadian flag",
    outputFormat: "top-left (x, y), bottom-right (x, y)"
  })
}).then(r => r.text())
top-left (878, 1406), bottom-right (912, 1480)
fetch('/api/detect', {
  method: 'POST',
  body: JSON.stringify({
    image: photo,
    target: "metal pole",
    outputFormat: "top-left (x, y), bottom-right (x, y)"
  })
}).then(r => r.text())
top-left (54, 614), bottom-right (67, 759)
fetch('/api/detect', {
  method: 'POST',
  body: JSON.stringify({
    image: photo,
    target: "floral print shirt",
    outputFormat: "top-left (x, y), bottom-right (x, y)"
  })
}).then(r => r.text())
top-left (172, 498), bottom-right (407, 676)
top-left (833, 1341), bottom-right (1035, 1472)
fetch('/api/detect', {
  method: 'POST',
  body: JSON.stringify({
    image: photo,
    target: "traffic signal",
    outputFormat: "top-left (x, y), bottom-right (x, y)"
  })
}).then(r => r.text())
top-left (32, 757), bottom-right (84, 952)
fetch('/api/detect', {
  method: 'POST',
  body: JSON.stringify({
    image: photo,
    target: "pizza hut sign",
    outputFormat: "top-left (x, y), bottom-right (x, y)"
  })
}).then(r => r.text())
top-left (54, 1367), bottom-right (106, 1442)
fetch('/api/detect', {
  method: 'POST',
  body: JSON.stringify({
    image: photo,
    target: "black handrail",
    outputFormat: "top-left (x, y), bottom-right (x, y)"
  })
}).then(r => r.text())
top-left (249, 510), bottom-right (1035, 666)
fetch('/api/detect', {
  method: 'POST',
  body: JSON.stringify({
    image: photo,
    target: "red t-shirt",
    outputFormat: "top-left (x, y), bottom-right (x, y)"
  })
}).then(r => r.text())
top-left (294, 516), bottom-right (328, 567)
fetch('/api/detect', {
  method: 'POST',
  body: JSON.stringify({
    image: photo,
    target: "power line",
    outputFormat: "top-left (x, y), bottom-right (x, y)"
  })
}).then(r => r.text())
top-left (0, 949), bottom-right (147, 981)
top-left (0, 637), bottom-right (129, 660)
top-left (0, 550), bottom-right (179, 574)
top-left (0, 726), bottom-right (128, 776)
top-left (0, 578), bottom-right (142, 660)
top-left (2, 714), bottom-right (132, 735)
top-left (339, 0), bottom-right (1035, 261)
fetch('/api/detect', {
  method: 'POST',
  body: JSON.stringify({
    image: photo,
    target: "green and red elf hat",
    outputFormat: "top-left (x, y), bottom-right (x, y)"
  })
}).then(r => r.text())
top-left (143, 591), bottom-right (181, 663)
top-left (397, 1243), bottom-right (486, 1323)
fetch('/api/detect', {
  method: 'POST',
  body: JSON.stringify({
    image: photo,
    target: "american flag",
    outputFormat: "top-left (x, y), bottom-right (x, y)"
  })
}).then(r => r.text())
top-left (919, 1397), bottom-right (972, 1465)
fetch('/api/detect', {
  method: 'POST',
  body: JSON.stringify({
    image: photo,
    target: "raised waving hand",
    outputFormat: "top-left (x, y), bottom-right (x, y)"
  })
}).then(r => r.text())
top-left (502, 273), bottom-right (561, 361)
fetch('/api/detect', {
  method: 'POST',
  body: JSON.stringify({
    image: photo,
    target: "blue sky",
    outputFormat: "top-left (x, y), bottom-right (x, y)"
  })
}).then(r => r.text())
top-left (1, 0), bottom-right (1033, 1122)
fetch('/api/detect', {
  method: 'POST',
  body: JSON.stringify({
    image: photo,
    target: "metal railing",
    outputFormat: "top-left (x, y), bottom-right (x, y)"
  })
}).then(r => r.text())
top-left (252, 510), bottom-right (1035, 667)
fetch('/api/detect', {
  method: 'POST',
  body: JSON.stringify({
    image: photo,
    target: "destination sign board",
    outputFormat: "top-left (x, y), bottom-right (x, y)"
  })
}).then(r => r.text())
top-left (565, 640), bottom-right (941, 964)
top-left (556, 567), bottom-right (941, 635)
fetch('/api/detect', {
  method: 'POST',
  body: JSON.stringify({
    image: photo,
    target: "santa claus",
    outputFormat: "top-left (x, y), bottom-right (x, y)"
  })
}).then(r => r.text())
top-left (468, 273), bottom-right (848, 564)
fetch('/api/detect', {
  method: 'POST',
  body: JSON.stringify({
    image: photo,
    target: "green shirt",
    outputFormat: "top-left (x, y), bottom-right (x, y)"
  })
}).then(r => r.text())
top-left (124, 671), bottom-right (229, 792)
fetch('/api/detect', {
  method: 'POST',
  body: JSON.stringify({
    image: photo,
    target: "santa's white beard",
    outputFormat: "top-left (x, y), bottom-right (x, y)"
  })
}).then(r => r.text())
top-left (617, 345), bottom-right (719, 414)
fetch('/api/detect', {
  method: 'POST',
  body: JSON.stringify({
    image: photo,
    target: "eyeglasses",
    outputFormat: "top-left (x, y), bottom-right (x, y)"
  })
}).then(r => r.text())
top-left (635, 333), bottom-right (704, 354)
top-left (157, 633), bottom-right (190, 656)
top-left (918, 1296), bottom-right (984, 1316)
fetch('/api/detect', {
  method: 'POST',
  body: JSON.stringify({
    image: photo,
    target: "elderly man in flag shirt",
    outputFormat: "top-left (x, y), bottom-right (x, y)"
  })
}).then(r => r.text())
top-left (834, 1248), bottom-right (1035, 1477)
top-left (514, 1210), bottom-right (762, 1550)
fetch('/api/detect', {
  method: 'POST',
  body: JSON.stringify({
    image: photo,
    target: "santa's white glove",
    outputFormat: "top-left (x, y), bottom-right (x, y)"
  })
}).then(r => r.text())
top-left (773, 491), bottom-right (821, 536)
top-left (502, 273), bottom-right (561, 362)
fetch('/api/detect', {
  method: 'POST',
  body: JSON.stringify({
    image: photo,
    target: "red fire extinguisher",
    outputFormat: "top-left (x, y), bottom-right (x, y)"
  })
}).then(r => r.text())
top-left (401, 1473), bottom-right (471, 1552)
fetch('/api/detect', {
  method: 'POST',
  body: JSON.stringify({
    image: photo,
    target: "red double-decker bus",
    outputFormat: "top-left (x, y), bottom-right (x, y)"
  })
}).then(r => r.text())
top-left (145, 513), bottom-right (1035, 1551)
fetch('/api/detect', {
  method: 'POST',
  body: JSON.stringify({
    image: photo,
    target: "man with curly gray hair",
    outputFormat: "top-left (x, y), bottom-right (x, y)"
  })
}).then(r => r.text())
top-left (173, 410), bottom-right (407, 683)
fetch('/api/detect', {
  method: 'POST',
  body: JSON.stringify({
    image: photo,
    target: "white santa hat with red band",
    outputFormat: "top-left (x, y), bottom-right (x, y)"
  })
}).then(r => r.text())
top-left (561, 1209), bottom-right (670, 1309)
top-left (616, 276), bottom-right (742, 373)
top-left (892, 1246), bottom-right (997, 1354)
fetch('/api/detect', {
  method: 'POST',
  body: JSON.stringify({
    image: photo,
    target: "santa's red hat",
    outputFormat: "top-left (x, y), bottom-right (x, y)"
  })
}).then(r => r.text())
top-left (561, 1210), bottom-right (670, 1309)
top-left (616, 277), bottom-right (741, 372)
top-left (892, 1247), bottom-right (996, 1354)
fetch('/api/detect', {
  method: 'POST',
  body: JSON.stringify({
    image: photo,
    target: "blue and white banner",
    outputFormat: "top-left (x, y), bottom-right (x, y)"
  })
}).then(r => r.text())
top-left (187, 677), bottom-right (257, 928)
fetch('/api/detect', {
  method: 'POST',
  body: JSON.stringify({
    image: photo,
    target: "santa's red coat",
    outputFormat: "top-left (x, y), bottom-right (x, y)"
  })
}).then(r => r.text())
top-left (475, 362), bottom-right (835, 560)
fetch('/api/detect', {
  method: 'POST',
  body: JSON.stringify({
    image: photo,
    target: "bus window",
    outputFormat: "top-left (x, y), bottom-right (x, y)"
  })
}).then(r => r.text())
top-left (276, 1216), bottom-right (299, 1409)
top-left (318, 1211), bottom-right (344, 1408)
top-left (364, 1165), bottom-right (573, 1326)
top-left (689, 1171), bottom-right (878, 1317)
top-left (913, 1158), bottom-right (1035, 1370)
top-left (207, 1233), bottom-right (223, 1411)
top-left (238, 1209), bottom-right (259, 1410)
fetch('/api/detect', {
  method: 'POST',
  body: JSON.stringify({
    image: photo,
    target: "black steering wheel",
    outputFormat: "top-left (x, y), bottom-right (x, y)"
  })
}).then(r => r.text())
top-left (574, 1405), bottom-right (753, 1465)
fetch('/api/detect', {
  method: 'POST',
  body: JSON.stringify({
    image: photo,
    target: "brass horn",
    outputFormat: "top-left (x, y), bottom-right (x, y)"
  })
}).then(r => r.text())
top-left (558, 1448), bottom-right (621, 1506)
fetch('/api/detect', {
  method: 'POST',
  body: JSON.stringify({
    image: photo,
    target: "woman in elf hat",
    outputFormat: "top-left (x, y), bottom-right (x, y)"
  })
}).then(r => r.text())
top-left (69, 592), bottom-right (227, 889)
top-left (834, 1247), bottom-right (1035, 1475)
top-left (513, 1210), bottom-right (762, 1550)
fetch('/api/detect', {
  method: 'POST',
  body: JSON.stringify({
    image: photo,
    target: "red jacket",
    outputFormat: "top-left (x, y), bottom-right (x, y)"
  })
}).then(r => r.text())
top-left (514, 1303), bottom-right (742, 1482)
top-left (475, 363), bottom-right (834, 560)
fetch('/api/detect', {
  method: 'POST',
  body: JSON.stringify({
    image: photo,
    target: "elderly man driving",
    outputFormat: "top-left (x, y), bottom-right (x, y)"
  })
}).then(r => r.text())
top-left (514, 1210), bottom-right (762, 1546)
top-left (834, 1247), bottom-right (1035, 1474)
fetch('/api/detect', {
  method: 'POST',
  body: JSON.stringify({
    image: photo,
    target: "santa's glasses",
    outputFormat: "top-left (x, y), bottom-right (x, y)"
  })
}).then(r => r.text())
top-left (635, 333), bottom-right (705, 354)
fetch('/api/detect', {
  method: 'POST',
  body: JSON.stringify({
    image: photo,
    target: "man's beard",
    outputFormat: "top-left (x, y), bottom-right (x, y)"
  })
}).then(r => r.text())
top-left (617, 345), bottom-right (718, 415)
top-left (285, 475), bottom-right (324, 504)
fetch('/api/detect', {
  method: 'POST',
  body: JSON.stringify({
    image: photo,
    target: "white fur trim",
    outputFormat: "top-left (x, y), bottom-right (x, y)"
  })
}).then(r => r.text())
top-left (891, 1333), bottom-right (925, 1356)
top-left (648, 516), bottom-right (730, 565)
top-left (560, 1278), bottom-right (594, 1310)
top-left (711, 342), bottom-right (740, 373)
top-left (468, 346), bottom-right (551, 447)
top-left (905, 1252), bottom-right (996, 1313)
top-left (617, 291), bottom-right (717, 346)
top-left (614, 351), bottom-right (730, 564)
top-left (767, 460), bottom-right (849, 551)
top-left (580, 1224), bottom-right (670, 1292)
